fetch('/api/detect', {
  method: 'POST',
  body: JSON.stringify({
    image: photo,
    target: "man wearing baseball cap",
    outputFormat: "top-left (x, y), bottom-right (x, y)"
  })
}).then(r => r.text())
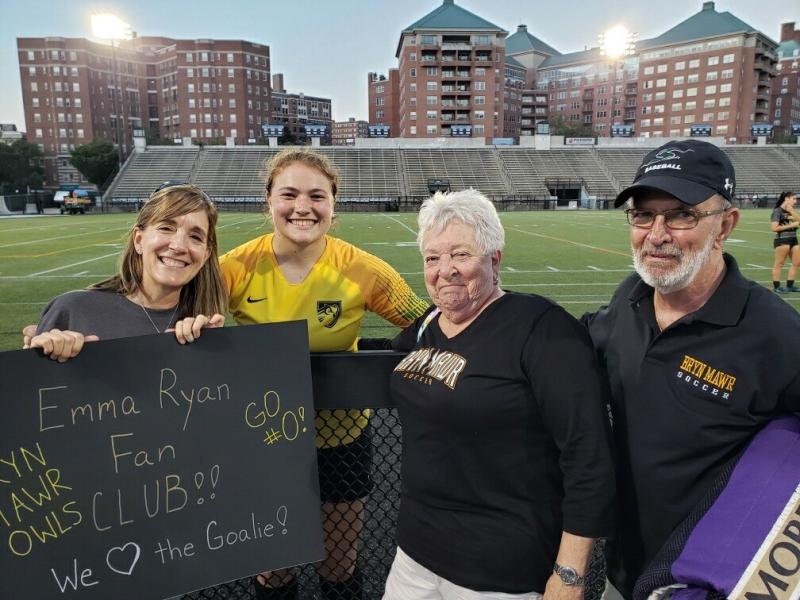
top-left (583, 140), bottom-right (800, 598)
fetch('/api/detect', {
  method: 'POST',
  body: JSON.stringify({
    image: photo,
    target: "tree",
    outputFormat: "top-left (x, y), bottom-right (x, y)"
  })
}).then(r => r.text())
top-left (0, 139), bottom-right (44, 193)
top-left (70, 138), bottom-right (119, 188)
top-left (548, 116), bottom-right (594, 139)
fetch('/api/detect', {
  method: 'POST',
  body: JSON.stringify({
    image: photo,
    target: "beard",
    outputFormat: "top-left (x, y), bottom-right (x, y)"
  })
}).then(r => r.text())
top-left (632, 232), bottom-right (717, 293)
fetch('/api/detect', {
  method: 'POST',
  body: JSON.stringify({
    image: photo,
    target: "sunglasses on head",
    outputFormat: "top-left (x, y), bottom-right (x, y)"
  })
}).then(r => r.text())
top-left (151, 180), bottom-right (213, 204)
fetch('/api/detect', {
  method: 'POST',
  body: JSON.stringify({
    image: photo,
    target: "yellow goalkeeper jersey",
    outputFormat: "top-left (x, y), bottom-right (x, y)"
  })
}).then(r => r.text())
top-left (220, 233), bottom-right (428, 448)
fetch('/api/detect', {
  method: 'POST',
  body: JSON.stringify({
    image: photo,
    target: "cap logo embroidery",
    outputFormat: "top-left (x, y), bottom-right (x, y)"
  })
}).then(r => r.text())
top-left (642, 147), bottom-right (695, 169)
top-left (724, 178), bottom-right (734, 193)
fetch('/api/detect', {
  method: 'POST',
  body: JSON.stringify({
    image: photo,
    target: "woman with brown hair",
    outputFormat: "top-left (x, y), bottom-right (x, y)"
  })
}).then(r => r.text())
top-left (218, 148), bottom-right (428, 599)
top-left (28, 183), bottom-right (227, 359)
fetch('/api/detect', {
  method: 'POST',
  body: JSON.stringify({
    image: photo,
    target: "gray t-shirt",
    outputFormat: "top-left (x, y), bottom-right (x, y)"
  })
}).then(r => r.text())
top-left (771, 206), bottom-right (797, 240)
top-left (37, 289), bottom-right (179, 340)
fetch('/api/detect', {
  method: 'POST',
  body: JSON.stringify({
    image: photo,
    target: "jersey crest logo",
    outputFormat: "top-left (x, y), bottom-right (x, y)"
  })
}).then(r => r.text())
top-left (317, 301), bottom-right (342, 328)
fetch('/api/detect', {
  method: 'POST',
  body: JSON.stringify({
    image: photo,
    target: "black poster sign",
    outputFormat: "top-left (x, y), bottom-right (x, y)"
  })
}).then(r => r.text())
top-left (0, 322), bottom-right (324, 599)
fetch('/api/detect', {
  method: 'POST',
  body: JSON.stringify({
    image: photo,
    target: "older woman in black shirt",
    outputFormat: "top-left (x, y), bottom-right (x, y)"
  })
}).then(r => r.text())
top-left (382, 190), bottom-right (615, 599)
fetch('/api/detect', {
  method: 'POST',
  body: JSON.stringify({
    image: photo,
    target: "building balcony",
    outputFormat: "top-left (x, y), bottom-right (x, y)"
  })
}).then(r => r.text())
top-left (754, 47), bottom-right (777, 62)
top-left (441, 43), bottom-right (471, 50)
top-left (625, 87), bottom-right (637, 95)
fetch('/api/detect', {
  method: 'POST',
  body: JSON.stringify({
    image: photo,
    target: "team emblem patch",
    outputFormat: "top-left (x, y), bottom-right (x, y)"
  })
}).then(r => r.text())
top-left (317, 301), bottom-right (342, 328)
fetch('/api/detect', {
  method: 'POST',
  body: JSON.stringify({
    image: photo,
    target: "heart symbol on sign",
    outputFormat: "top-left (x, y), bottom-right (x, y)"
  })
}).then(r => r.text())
top-left (106, 542), bottom-right (141, 576)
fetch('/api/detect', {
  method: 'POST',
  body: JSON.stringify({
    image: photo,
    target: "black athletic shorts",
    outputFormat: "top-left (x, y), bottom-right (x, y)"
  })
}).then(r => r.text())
top-left (317, 426), bottom-right (374, 502)
top-left (774, 237), bottom-right (798, 249)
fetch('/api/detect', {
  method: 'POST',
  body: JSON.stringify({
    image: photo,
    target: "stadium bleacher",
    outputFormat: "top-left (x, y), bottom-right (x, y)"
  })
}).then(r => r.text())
top-left (105, 144), bottom-right (800, 205)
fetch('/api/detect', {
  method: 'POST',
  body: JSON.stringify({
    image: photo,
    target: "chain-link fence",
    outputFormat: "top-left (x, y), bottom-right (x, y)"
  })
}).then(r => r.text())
top-left (181, 408), bottom-right (607, 600)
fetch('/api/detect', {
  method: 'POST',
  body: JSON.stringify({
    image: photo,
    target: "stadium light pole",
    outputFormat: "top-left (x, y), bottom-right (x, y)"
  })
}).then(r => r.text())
top-left (599, 25), bottom-right (636, 137)
top-left (91, 14), bottom-right (131, 167)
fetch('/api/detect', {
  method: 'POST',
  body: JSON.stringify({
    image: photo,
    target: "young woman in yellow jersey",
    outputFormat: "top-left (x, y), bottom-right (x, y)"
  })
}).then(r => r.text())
top-left (220, 149), bottom-right (428, 599)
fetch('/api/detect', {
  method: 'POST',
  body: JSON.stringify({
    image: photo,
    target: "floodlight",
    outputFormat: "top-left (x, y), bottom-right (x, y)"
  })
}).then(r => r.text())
top-left (91, 14), bottom-right (131, 41)
top-left (600, 25), bottom-right (632, 58)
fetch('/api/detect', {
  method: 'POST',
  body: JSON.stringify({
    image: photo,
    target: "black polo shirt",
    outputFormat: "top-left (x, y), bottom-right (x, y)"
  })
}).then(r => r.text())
top-left (584, 254), bottom-right (800, 596)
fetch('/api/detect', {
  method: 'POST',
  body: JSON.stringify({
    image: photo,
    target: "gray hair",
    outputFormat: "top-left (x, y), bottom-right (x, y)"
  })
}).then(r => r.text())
top-left (417, 189), bottom-right (505, 254)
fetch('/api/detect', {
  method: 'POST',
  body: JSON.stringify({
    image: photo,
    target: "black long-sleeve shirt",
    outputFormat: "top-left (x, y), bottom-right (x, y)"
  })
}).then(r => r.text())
top-left (390, 292), bottom-right (615, 593)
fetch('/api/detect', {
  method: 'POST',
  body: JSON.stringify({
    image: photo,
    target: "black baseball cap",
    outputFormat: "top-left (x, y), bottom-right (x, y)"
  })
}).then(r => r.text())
top-left (615, 139), bottom-right (736, 207)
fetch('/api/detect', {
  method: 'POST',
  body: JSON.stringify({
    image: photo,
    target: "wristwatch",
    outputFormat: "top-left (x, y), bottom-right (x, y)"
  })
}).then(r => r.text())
top-left (553, 562), bottom-right (586, 586)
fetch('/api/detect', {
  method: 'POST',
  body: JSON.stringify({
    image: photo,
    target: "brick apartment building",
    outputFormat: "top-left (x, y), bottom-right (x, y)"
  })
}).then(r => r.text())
top-left (371, 0), bottom-right (783, 143)
top-left (369, 0), bottom-right (512, 141)
top-left (771, 22), bottom-right (800, 138)
top-left (17, 35), bottom-right (270, 186)
top-left (535, 1), bottom-right (778, 142)
top-left (270, 73), bottom-right (332, 143)
top-left (332, 117), bottom-right (369, 146)
top-left (368, 70), bottom-right (400, 135)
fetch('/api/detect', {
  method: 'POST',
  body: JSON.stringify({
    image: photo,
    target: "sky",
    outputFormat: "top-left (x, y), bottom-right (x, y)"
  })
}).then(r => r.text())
top-left (1, 0), bottom-right (797, 129)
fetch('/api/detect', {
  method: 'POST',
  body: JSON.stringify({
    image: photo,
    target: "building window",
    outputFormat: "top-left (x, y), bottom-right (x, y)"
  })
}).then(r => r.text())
top-left (705, 85), bottom-right (717, 94)
top-left (427, 81), bottom-right (437, 91)
top-left (671, 103), bottom-right (683, 111)
top-left (410, 68), bottom-right (416, 78)
top-left (723, 53), bottom-right (735, 63)
top-left (717, 111), bottom-right (729, 121)
top-left (656, 78), bottom-right (666, 87)
top-left (686, 101), bottom-right (697, 110)
top-left (35, 128), bottom-right (42, 138)
top-left (427, 95), bottom-right (437, 105)
top-left (426, 67), bottom-right (437, 76)
top-left (687, 88), bottom-right (697, 97)
top-left (474, 95), bottom-right (485, 105)
top-left (229, 98), bottom-right (236, 108)
top-left (474, 110), bottom-right (484, 119)
top-left (77, 129), bottom-right (84, 138)
top-left (427, 110), bottom-right (437, 119)
top-left (410, 126), bottom-right (417, 135)
top-left (720, 83), bottom-right (732, 93)
top-left (657, 64), bottom-right (668, 73)
top-left (186, 53), bottom-right (193, 62)
top-left (73, 83), bottom-right (80, 92)
top-left (704, 99), bottom-right (716, 108)
top-left (421, 34), bottom-right (436, 45)
top-left (426, 125), bottom-right (437, 134)
top-left (27, 51), bottom-right (34, 60)
top-left (706, 71), bottom-right (718, 81)
top-left (189, 99), bottom-right (196, 108)
top-left (684, 114), bottom-right (695, 123)
top-left (30, 82), bottom-right (38, 92)
top-left (674, 76), bottom-right (684, 85)
top-left (228, 84), bottom-right (235, 93)
top-left (410, 111), bottom-right (417, 121)
top-left (708, 56), bottom-right (719, 66)
top-left (376, 97), bottom-right (385, 106)
top-left (719, 97), bottom-right (730, 107)
top-left (675, 61), bottom-right (685, 70)
top-left (643, 66), bottom-right (654, 75)
top-left (474, 35), bottom-right (490, 45)
top-left (227, 53), bottom-right (234, 63)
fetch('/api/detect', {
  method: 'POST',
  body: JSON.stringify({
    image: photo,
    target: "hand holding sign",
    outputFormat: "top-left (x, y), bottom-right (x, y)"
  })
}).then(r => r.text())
top-left (1, 322), bottom-right (324, 600)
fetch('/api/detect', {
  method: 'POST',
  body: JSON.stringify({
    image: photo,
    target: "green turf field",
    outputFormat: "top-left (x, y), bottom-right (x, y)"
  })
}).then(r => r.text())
top-left (1, 208), bottom-right (794, 352)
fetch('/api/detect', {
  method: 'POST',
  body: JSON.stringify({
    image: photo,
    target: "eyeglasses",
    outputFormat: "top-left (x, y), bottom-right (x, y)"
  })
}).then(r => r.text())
top-left (423, 251), bottom-right (482, 268)
top-left (624, 207), bottom-right (730, 230)
top-left (152, 180), bottom-right (213, 204)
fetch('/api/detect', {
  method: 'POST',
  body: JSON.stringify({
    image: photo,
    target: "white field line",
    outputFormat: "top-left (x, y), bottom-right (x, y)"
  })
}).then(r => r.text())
top-left (26, 251), bottom-right (119, 277)
top-left (587, 265), bottom-right (602, 271)
top-left (218, 218), bottom-right (259, 229)
top-left (546, 266), bottom-right (560, 271)
top-left (0, 274), bottom-right (106, 279)
top-left (0, 225), bottom-right (129, 248)
top-left (381, 214), bottom-right (417, 237)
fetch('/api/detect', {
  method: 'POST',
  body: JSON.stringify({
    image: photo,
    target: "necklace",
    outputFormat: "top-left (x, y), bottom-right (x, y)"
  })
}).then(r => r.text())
top-left (139, 303), bottom-right (179, 334)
